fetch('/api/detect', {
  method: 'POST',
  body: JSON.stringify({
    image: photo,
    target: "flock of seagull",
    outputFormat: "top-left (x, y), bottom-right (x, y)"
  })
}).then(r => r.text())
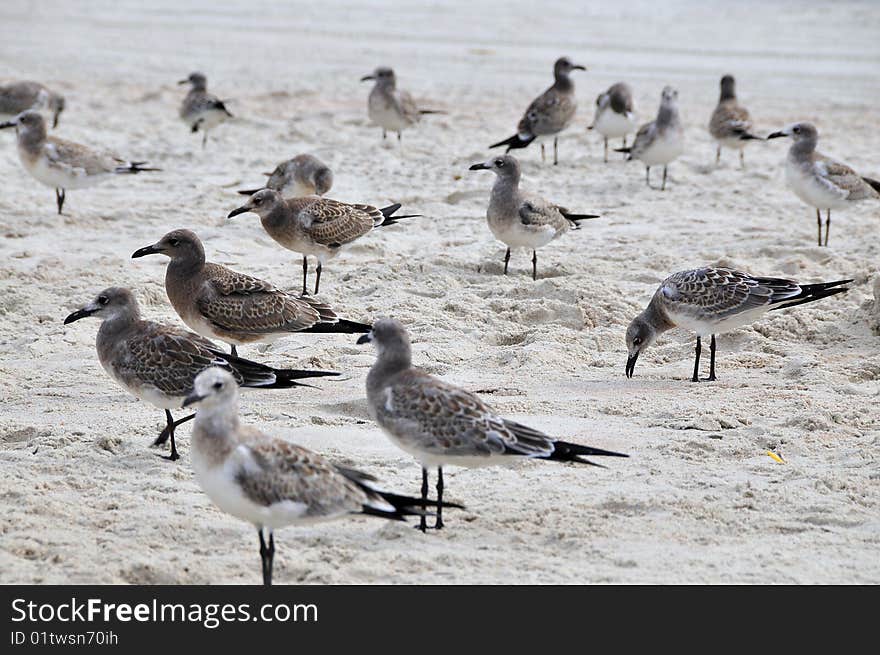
top-left (2, 57), bottom-right (877, 585)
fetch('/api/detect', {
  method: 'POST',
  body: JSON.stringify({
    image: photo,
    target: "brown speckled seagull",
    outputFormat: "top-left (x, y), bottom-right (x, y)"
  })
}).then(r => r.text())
top-left (490, 57), bottom-right (586, 165)
top-left (183, 367), bottom-right (459, 585)
top-left (238, 154), bottom-right (333, 198)
top-left (358, 318), bottom-right (627, 532)
top-left (0, 80), bottom-right (65, 127)
top-left (228, 189), bottom-right (419, 295)
top-left (708, 75), bottom-right (762, 168)
top-left (132, 229), bottom-right (371, 356)
top-left (63, 288), bottom-right (338, 461)
top-left (0, 111), bottom-right (158, 214)
top-left (625, 267), bottom-right (852, 382)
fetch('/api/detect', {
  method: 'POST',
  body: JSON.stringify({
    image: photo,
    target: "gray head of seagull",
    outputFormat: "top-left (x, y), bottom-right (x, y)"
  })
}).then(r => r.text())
top-left (228, 188), bottom-right (285, 219)
top-left (660, 86), bottom-right (679, 105)
top-left (131, 228), bottom-right (205, 264)
top-left (554, 57), bottom-right (587, 77)
top-left (182, 367), bottom-right (239, 410)
top-left (0, 109), bottom-right (46, 136)
top-left (719, 74), bottom-right (736, 100)
top-left (468, 154), bottom-right (521, 181)
top-left (767, 122), bottom-right (818, 145)
top-left (360, 67), bottom-right (396, 89)
top-left (624, 314), bottom-right (660, 379)
top-left (356, 317), bottom-right (412, 363)
top-left (179, 72), bottom-right (207, 90)
top-left (63, 287), bottom-right (139, 325)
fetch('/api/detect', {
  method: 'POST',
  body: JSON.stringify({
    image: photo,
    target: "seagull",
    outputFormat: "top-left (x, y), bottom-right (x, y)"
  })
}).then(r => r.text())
top-left (469, 154), bottom-right (600, 279)
top-left (63, 288), bottom-right (338, 461)
top-left (588, 82), bottom-right (637, 163)
top-left (178, 72), bottom-right (233, 149)
top-left (0, 80), bottom-right (65, 127)
top-left (615, 86), bottom-right (684, 190)
top-left (708, 75), bottom-right (762, 168)
top-left (183, 367), bottom-right (458, 585)
top-left (490, 57), bottom-right (586, 165)
top-left (768, 122), bottom-right (880, 246)
top-left (0, 111), bottom-right (158, 214)
top-left (624, 267), bottom-right (852, 382)
top-left (131, 229), bottom-right (371, 356)
top-left (360, 67), bottom-right (443, 141)
top-left (358, 318), bottom-right (628, 532)
top-left (238, 154), bottom-right (333, 198)
top-left (228, 189), bottom-right (419, 295)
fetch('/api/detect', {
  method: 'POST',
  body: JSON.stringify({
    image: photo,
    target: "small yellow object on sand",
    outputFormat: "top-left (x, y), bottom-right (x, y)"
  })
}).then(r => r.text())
top-left (766, 451), bottom-right (784, 464)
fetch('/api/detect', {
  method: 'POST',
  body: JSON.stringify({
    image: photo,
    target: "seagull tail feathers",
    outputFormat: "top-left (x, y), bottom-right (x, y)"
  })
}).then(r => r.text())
top-left (300, 318), bottom-right (372, 334)
top-left (489, 133), bottom-right (536, 152)
top-left (377, 203), bottom-right (421, 227)
top-left (116, 161), bottom-right (161, 174)
top-left (862, 176), bottom-right (880, 194)
top-left (770, 279), bottom-right (853, 311)
top-left (562, 211), bottom-right (601, 228)
top-left (545, 440), bottom-right (630, 467)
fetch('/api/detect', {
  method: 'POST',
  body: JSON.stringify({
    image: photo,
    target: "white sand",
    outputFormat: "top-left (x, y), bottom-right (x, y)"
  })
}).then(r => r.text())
top-left (1, 0), bottom-right (879, 584)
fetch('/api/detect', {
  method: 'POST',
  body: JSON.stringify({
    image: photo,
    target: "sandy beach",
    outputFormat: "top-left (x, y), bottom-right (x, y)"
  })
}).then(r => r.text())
top-left (1, 0), bottom-right (879, 584)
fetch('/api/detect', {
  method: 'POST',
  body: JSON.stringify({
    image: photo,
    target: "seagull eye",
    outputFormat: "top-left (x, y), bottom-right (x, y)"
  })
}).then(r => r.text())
top-left (633, 337), bottom-right (642, 346)
top-left (495, 159), bottom-right (504, 167)
top-left (168, 238), bottom-right (180, 247)
top-left (98, 295), bottom-right (109, 305)
top-left (212, 382), bottom-right (223, 390)
top-left (793, 126), bottom-right (800, 134)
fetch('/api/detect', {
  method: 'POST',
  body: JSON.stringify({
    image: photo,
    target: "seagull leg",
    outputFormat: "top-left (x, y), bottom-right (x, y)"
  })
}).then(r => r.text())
top-left (553, 137), bottom-right (559, 165)
top-left (541, 143), bottom-right (545, 163)
top-left (645, 166), bottom-right (651, 187)
top-left (503, 247), bottom-right (510, 275)
top-left (259, 529), bottom-right (274, 586)
top-left (202, 131), bottom-right (208, 149)
top-left (824, 209), bottom-right (831, 247)
top-left (230, 345), bottom-right (238, 357)
top-left (301, 256), bottom-right (308, 295)
top-left (434, 467), bottom-right (444, 530)
top-left (154, 410), bottom-right (194, 457)
top-left (691, 336), bottom-right (702, 382)
top-left (397, 132), bottom-right (401, 142)
top-left (531, 250), bottom-right (537, 281)
top-left (314, 263), bottom-right (322, 295)
top-left (740, 150), bottom-right (745, 169)
top-left (716, 146), bottom-right (721, 165)
top-left (661, 166), bottom-right (668, 191)
top-left (704, 334), bottom-right (717, 382)
top-left (417, 467), bottom-right (428, 533)
top-left (603, 137), bottom-right (608, 163)
top-left (55, 188), bottom-right (66, 215)
top-left (816, 209), bottom-right (822, 246)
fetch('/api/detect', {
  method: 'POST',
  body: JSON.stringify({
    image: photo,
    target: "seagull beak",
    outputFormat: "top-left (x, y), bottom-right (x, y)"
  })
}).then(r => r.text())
top-left (261, 171), bottom-right (273, 176)
top-left (767, 131), bottom-right (786, 139)
top-left (178, 79), bottom-right (190, 85)
top-left (182, 392), bottom-right (205, 408)
top-left (360, 75), bottom-right (375, 82)
top-left (52, 112), bottom-right (60, 128)
top-left (227, 205), bottom-right (250, 218)
top-left (131, 244), bottom-right (160, 258)
top-left (356, 332), bottom-right (373, 345)
top-left (63, 307), bottom-right (95, 325)
top-left (572, 64), bottom-right (587, 71)
top-left (0, 120), bottom-right (16, 129)
top-left (625, 352), bottom-right (639, 378)
top-left (469, 163), bottom-right (489, 171)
